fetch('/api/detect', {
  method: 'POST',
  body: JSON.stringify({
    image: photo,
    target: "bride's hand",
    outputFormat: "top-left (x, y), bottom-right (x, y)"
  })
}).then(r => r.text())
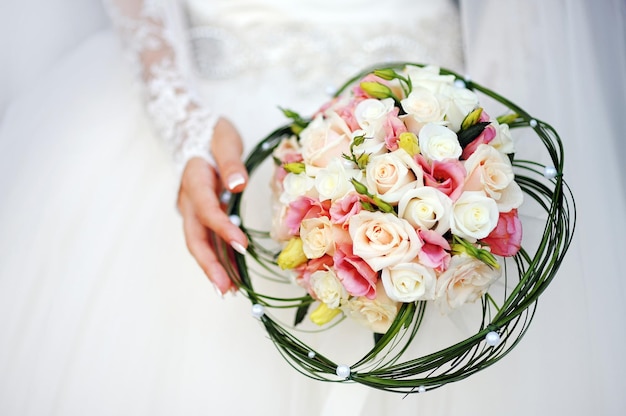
top-left (177, 117), bottom-right (249, 294)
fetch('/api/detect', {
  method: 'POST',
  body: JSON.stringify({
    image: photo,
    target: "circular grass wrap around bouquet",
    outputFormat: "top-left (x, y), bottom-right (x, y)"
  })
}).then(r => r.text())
top-left (212, 63), bottom-right (575, 393)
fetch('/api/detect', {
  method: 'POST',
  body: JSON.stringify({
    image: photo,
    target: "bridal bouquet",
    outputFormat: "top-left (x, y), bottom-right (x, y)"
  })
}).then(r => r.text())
top-left (269, 65), bottom-right (523, 333)
top-left (214, 63), bottom-right (575, 393)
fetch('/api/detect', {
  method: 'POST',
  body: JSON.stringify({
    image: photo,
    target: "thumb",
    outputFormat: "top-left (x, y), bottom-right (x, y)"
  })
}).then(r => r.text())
top-left (211, 117), bottom-right (248, 193)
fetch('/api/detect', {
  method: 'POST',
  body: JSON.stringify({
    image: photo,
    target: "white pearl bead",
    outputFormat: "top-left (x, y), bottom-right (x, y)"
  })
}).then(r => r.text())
top-left (325, 85), bottom-right (337, 96)
top-left (485, 331), bottom-right (501, 346)
top-left (251, 304), bottom-right (265, 319)
top-left (336, 364), bottom-right (351, 379)
top-left (261, 141), bottom-right (272, 150)
top-left (454, 79), bottom-right (466, 89)
top-left (308, 351), bottom-right (316, 359)
top-left (220, 191), bottom-right (232, 204)
top-left (418, 385), bottom-right (426, 393)
top-left (229, 215), bottom-right (242, 227)
top-left (543, 166), bottom-right (558, 179)
top-left (529, 119), bottom-right (538, 128)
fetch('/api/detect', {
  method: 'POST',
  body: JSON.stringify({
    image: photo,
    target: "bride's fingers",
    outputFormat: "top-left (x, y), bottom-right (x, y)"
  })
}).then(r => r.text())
top-left (211, 117), bottom-right (248, 193)
top-left (183, 158), bottom-right (248, 251)
top-left (181, 206), bottom-right (234, 294)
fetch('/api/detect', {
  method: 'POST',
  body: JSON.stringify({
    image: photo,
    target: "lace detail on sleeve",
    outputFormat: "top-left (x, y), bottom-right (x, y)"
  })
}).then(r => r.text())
top-left (104, 0), bottom-right (217, 175)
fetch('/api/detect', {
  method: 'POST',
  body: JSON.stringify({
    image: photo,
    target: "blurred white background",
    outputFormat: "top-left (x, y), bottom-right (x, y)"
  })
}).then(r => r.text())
top-left (0, 0), bottom-right (108, 118)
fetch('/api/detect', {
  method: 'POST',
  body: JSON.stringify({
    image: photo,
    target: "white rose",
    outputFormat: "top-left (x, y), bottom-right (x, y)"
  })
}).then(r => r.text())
top-left (418, 123), bottom-right (462, 162)
top-left (450, 191), bottom-right (499, 241)
top-left (444, 87), bottom-right (479, 132)
top-left (365, 150), bottom-right (423, 204)
top-left (342, 281), bottom-right (399, 333)
top-left (300, 111), bottom-right (352, 168)
top-left (435, 254), bottom-right (501, 312)
top-left (279, 172), bottom-right (316, 204)
top-left (400, 87), bottom-right (445, 134)
top-left (315, 158), bottom-right (363, 201)
top-left (300, 217), bottom-right (334, 259)
top-left (464, 144), bottom-right (522, 210)
top-left (349, 211), bottom-right (422, 271)
top-left (354, 98), bottom-right (395, 140)
top-left (310, 269), bottom-right (347, 309)
top-left (404, 65), bottom-right (455, 94)
top-left (381, 262), bottom-right (437, 302)
top-left (397, 187), bottom-right (453, 235)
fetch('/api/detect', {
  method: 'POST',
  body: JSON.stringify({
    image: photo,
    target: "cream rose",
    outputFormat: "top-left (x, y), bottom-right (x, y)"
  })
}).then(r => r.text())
top-left (349, 211), bottom-right (422, 271)
top-left (464, 144), bottom-right (523, 211)
top-left (300, 217), bottom-right (334, 259)
top-left (490, 121), bottom-right (515, 154)
top-left (435, 254), bottom-right (501, 312)
top-left (342, 281), bottom-right (399, 333)
top-left (418, 123), bottom-right (462, 162)
top-left (450, 191), bottom-right (499, 241)
top-left (310, 268), bottom-right (347, 309)
top-left (381, 262), bottom-right (437, 302)
top-left (397, 187), bottom-right (453, 235)
top-left (299, 111), bottom-right (352, 168)
top-left (270, 203), bottom-right (291, 242)
top-left (314, 158), bottom-right (363, 202)
top-left (365, 150), bottom-right (423, 204)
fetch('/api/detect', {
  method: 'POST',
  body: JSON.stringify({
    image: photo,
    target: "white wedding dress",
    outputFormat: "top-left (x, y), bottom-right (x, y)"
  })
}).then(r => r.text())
top-left (1, 0), bottom-right (625, 415)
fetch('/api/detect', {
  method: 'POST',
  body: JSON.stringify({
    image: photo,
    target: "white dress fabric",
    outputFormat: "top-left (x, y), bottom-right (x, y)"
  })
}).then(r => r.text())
top-left (0, 0), bottom-right (624, 415)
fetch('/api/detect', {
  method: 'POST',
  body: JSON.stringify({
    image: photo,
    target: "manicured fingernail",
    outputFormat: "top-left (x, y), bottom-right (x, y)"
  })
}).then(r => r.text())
top-left (230, 241), bottom-right (247, 255)
top-left (212, 282), bottom-right (226, 298)
top-left (227, 173), bottom-right (245, 191)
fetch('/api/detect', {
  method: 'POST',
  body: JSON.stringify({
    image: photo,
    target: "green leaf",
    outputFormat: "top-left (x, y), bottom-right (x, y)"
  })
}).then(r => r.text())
top-left (457, 121), bottom-right (491, 148)
top-left (294, 300), bottom-right (312, 326)
top-left (373, 332), bottom-right (384, 344)
top-left (280, 107), bottom-right (309, 134)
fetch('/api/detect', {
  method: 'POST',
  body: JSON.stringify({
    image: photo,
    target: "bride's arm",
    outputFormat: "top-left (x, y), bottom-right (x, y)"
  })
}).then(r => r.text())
top-left (104, 0), bottom-right (248, 294)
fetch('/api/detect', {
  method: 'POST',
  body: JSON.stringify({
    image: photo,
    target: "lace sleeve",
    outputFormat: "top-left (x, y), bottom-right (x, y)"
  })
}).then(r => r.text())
top-left (104, 0), bottom-right (216, 175)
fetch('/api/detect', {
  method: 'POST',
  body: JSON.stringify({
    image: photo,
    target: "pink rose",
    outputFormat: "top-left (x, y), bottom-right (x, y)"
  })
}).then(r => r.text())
top-left (481, 209), bottom-right (522, 256)
top-left (461, 124), bottom-right (496, 160)
top-left (461, 111), bottom-right (497, 159)
top-left (333, 244), bottom-right (378, 299)
top-left (329, 192), bottom-right (363, 228)
top-left (383, 107), bottom-right (408, 151)
top-left (333, 98), bottom-right (361, 131)
top-left (418, 155), bottom-right (466, 201)
top-left (285, 197), bottom-right (331, 235)
top-left (418, 229), bottom-right (451, 272)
